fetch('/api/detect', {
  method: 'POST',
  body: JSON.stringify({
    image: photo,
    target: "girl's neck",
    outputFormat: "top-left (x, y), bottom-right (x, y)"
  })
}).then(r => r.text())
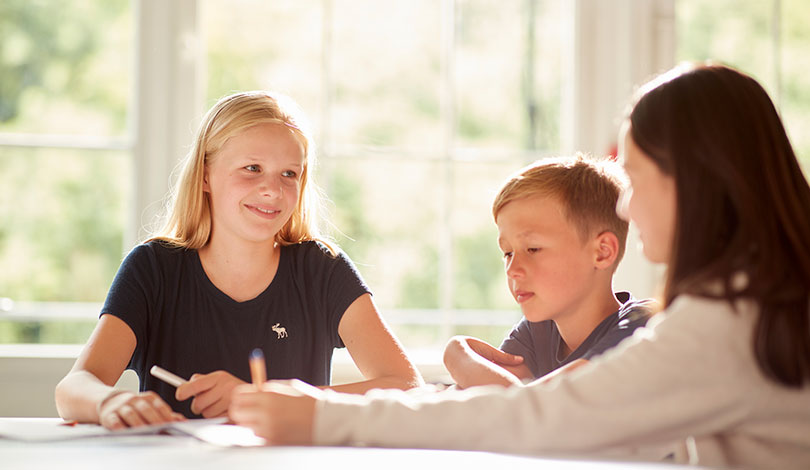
top-left (198, 233), bottom-right (281, 302)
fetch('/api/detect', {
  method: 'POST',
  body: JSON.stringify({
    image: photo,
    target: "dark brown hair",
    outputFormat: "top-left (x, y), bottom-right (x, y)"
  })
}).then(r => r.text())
top-left (492, 154), bottom-right (629, 267)
top-left (629, 63), bottom-right (810, 387)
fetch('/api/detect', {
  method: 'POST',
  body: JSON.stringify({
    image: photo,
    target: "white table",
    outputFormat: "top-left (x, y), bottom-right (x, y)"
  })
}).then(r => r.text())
top-left (0, 418), bottom-right (694, 470)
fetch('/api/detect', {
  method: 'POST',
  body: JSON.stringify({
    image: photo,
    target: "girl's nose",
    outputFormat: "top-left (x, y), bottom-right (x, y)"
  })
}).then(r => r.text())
top-left (259, 175), bottom-right (283, 197)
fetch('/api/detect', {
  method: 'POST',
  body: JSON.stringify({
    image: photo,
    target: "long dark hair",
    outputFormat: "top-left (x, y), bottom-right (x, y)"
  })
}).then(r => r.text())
top-left (629, 63), bottom-right (810, 387)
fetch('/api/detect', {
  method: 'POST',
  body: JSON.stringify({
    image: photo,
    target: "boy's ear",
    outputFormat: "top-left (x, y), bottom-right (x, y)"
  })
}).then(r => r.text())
top-left (593, 231), bottom-right (619, 270)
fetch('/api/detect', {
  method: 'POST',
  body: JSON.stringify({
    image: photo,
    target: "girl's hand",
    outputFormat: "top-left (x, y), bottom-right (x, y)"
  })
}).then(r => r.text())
top-left (230, 379), bottom-right (321, 445)
top-left (176, 370), bottom-right (246, 418)
top-left (98, 390), bottom-right (184, 430)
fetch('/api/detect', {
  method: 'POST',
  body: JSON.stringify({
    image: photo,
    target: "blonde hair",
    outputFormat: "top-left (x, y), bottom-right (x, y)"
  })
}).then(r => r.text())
top-left (492, 154), bottom-right (629, 265)
top-left (149, 91), bottom-right (334, 254)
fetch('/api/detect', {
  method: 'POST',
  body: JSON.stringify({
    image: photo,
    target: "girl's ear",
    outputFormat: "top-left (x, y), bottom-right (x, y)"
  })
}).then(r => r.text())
top-left (593, 231), bottom-right (619, 270)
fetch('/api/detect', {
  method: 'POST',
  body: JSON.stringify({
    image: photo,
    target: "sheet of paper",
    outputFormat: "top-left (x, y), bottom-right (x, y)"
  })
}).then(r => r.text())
top-left (0, 417), bottom-right (264, 446)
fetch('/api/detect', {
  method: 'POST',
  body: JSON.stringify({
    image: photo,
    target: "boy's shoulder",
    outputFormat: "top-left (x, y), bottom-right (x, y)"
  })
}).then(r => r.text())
top-left (615, 291), bottom-right (657, 324)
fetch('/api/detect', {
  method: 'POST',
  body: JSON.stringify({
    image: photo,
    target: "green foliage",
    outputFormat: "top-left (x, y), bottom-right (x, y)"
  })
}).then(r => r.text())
top-left (398, 246), bottom-right (439, 309)
top-left (0, 0), bottom-right (129, 128)
top-left (453, 230), bottom-right (504, 310)
top-left (676, 0), bottom-right (810, 166)
top-left (0, 149), bottom-right (126, 302)
top-left (0, 320), bottom-right (95, 344)
top-left (325, 168), bottom-right (375, 262)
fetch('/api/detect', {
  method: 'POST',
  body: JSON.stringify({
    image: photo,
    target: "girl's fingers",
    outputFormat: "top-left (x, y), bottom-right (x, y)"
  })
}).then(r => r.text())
top-left (116, 404), bottom-right (146, 428)
top-left (133, 399), bottom-right (164, 424)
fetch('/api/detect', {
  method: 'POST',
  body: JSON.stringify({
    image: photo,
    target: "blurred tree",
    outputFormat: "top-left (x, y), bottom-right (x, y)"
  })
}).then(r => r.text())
top-left (0, 0), bottom-right (128, 127)
top-left (453, 230), bottom-right (503, 310)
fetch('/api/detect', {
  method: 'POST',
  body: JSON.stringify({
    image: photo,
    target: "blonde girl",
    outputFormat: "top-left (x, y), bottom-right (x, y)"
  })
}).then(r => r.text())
top-left (56, 91), bottom-right (423, 429)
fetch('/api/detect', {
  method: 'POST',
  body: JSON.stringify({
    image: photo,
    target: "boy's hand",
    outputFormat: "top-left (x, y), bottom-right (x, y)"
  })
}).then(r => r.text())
top-left (465, 337), bottom-right (525, 368)
top-left (98, 390), bottom-right (184, 430)
top-left (230, 379), bottom-right (321, 445)
top-left (176, 370), bottom-right (246, 418)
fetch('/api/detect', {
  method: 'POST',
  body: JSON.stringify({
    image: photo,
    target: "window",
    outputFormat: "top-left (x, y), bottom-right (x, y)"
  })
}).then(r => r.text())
top-left (15, 1), bottom-right (805, 353)
top-left (202, 0), bottom-right (567, 349)
top-left (0, 0), bottom-right (133, 343)
top-left (676, 0), bottom-right (810, 168)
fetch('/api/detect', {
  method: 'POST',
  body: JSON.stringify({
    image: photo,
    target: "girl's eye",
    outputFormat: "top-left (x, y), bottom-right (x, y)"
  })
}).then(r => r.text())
top-left (282, 170), bottom-right (297, 178)
top-left (245, 164), bottom-right (260, 173)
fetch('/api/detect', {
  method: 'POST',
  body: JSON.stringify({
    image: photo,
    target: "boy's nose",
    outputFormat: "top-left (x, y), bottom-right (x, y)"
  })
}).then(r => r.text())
top-left (505, 257), bottom-right (523, 279)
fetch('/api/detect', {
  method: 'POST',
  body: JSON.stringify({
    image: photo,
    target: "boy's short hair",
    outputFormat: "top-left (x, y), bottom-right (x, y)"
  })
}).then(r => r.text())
top-left (492, 154), bottom-right (630, 266)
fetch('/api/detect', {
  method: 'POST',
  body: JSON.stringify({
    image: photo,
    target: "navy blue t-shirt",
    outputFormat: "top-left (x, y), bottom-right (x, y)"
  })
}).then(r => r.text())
top-left (101, 240), bottom-right (370, 418)
top-left (500, 292), bottom-right (653, 379)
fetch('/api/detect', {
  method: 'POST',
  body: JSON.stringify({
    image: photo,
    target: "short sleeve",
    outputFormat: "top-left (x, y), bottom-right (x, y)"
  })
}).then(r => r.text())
top-left (318, 247), bottom-right (372, 348)
top-left (499, 319), bottom-right (539, 376)
top-left (99, 244), bottom-right (160, 369)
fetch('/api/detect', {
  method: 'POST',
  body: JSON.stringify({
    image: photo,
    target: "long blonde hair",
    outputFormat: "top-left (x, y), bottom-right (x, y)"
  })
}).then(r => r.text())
top-left (149, 91), bottom-right (334, 254)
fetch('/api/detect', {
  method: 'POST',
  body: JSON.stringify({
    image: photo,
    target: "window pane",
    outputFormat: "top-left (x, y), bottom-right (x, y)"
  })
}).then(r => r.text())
top-left (781, 0), bottom-right (810, 169)
top-left (203, 0), bottom-right (324, 117)
top-left (330, 0), bottom-right (442, 153)
top-left (0, 148), bottom-right (130, 302)
top-left (676, 0), bottom-right (810, 169)
top-left (0, 0), bottom-right (132, 136)
top-left (321, 157), bottom-right (442, 310)
top-left (676, 0), bottom-right (777, 96)
top-left (455, 0), bottom-right (563, 152)
top-left (451, 159), bottom-right (522, 312)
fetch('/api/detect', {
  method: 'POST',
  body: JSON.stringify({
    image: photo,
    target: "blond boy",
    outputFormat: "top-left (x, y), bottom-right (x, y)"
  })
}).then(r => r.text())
top-left (443, 155), bottom-right (653, 388)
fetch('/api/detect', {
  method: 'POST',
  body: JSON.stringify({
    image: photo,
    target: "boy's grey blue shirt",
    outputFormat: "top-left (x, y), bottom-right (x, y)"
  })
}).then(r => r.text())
top-left (500, 291), bottom-right (654, 378)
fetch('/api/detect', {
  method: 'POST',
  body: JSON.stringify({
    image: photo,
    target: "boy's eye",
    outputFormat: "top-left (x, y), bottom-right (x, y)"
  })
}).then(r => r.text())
top-left (502, 252), bottom-right (513, 259)
top-left (282, 170), bottom-right (297, 178)
top-left (527, 247), bottom-right (540, 254)
top-left (244, 164), bottom-right (260, 172)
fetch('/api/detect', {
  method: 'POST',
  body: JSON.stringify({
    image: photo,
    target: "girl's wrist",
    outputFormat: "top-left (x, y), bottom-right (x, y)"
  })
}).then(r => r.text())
top-left (96, 389), bottom-right (130, 420)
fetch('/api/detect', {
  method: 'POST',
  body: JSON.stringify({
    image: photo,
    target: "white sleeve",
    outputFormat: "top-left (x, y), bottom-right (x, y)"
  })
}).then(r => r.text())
top-left (314, 296), bottom-right (755, 460)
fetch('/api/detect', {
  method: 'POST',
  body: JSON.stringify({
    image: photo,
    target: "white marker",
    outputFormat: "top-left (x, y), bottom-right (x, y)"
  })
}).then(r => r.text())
top-left (150, 365), bottom-right (188, 388)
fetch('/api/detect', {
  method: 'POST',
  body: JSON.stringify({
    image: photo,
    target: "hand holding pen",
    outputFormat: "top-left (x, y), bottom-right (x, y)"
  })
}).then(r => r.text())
top-left (230, 348), bottom-right (321, 445)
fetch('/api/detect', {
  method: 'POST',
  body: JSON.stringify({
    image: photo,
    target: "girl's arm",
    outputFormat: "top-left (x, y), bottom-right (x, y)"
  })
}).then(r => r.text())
top-left (55, 314), bottom-right (181, 428)
top-left (328, 294), bottom-right (424, 393)
top-left (443, 336), bottom-right (530, 389)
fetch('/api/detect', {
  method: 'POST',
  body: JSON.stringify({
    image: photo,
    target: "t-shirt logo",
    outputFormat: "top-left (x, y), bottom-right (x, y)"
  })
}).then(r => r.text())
top-left (271, 323), bottom-right (289, 339)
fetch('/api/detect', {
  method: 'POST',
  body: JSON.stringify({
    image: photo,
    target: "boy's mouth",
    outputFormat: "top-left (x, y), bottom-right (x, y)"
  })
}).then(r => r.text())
top-left (514, 290), bottom-right (534, 303)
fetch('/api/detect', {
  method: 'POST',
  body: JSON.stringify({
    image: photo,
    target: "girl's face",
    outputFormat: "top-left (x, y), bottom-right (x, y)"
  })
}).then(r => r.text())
top-left (204, 122), bottom-right (305, 246)
top-left (617, 125), bottom-right (677, 264)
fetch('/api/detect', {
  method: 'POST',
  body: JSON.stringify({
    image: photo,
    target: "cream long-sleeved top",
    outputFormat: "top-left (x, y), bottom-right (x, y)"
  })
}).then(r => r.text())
top-left (314, 295), bottom-right (810, 469)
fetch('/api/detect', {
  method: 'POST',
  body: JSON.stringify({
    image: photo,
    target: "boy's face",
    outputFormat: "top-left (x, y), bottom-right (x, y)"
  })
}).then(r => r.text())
top-left (496, 195), bottom-right (601, 323)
